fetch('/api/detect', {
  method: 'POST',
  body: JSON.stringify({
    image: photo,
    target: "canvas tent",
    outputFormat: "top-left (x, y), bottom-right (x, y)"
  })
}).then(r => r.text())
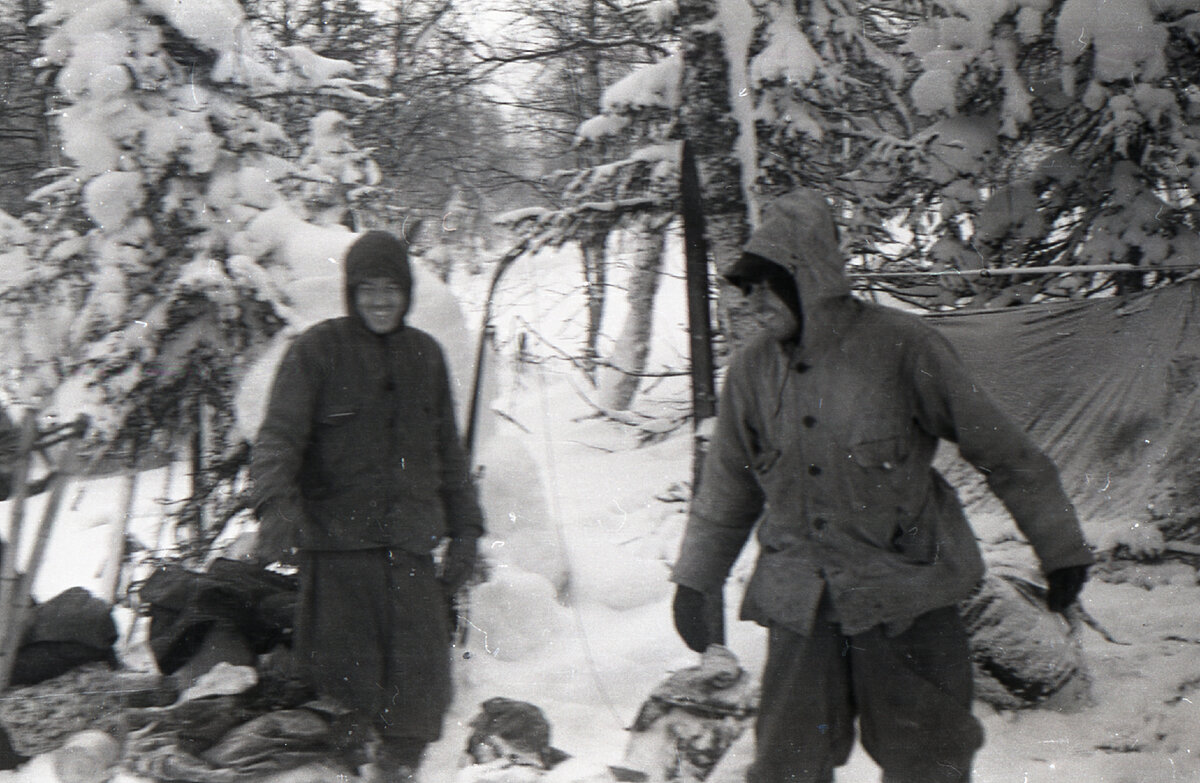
top-left (926, 280), bottom-right (1200, 541)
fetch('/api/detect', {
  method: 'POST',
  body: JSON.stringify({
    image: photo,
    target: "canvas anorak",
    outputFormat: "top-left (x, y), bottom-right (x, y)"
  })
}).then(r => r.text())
top-left (249, 233), bottom-right (483, 746)
top-left (251, 256), bottom-right (483, 555)
top-left (672, 190), bottom-right (1093, 637)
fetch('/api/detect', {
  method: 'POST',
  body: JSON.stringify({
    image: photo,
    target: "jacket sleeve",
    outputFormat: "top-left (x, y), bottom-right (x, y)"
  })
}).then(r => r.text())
top-left (671, 361), bottom-right (765, 593)
top-left (250, 336), bottom-right (321, 550)
top-left (432, 345), bottom-right (484, 541)
top-left (910, 329), bottom-right (1094, 572)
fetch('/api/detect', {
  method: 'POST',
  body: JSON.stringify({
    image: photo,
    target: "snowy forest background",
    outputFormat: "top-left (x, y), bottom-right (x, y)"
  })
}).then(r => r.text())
top-left (1, 0), bottom-right (1198, 478)
top-left (1, 0), bottom-right (1200, 781)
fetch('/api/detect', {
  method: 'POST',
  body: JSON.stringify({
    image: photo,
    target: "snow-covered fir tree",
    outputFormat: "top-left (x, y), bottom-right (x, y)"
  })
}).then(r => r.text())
top-left (0, 0), bottom-right (383, 550)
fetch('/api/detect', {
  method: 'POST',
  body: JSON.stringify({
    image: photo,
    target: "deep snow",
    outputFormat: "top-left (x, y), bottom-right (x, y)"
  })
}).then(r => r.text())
top-left (6, 243), bottom-right (1200, 782)
top-left (14, 362), bottom-right (1200, 783)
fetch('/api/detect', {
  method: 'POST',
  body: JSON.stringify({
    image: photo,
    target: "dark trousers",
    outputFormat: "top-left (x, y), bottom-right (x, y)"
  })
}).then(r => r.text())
top-left (749, 599), bottom-right (984, 783)
top-left (294, 548), bottom-right (452, 748)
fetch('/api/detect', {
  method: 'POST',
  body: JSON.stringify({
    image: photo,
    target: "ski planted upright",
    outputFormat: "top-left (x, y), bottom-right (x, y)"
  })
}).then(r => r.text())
top-left (456, 239), bottom-right (531, 648)
top-left (679, 139), bottom-right (717, 486)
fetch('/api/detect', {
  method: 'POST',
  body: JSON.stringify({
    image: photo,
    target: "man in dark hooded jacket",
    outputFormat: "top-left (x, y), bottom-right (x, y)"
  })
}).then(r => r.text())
top-left (251, 230), bottom-right (484, 780)
top-left (670, 190), bottom-right (1094, 783)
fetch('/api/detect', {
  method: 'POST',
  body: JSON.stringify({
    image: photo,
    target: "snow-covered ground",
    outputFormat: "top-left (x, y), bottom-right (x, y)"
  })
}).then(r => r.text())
top-left (434, 364), bottom-right (1200, 783)
top-left (10, 352), bottom-right (1200, 783)
top-left (6, 241), bottom-right (1200, 782)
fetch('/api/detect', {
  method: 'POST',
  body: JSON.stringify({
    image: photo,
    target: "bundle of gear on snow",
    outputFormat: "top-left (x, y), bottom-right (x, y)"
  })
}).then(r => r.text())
top-left (620, 645), bottom-right (757, 782)
top-left (123, 667), bottom-right (350, 782)
top-left (138, 558), bottom-right (297, 676)
top-left (960, 566), bottom-right (1092, 710)
top-left (463, 697), bottom-right (570, 770)
top-left (0, 537), bottom-right (117, 688)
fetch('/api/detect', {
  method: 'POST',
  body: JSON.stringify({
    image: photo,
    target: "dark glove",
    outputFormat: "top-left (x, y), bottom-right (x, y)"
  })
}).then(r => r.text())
top-left (672, 584), bottom-right (725, 653)
top-left (1045, 565), bottom-right (1090, 613)
top-left (440, 537), bottom-right (479, 594)
top-left (252, 502), bottom-right (298, 564)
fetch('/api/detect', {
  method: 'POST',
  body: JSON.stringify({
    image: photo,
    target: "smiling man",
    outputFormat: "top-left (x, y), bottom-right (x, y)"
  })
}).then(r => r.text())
top-left (251, 230), bottom-right (484, 781)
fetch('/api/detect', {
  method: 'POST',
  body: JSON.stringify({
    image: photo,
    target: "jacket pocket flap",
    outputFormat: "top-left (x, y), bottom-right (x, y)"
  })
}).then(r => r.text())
top-left (318, 408), bottom-right (358, 425)
top-left (849, 435), bottom-right (908, 469)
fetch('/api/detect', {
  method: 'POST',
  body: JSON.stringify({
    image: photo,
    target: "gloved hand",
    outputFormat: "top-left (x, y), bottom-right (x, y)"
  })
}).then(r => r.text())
top-left (1045, 565), bottom-right (1090, 613)
top-left (440, 536), bottom-right (479, 594)
top-left (252, 503), bottom-right (298, 564)
top-left (672, 585), bottom-right (725, 653)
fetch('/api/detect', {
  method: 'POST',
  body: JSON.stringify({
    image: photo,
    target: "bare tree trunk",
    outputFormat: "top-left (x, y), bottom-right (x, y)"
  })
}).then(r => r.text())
top-left (574, 0), bottom-right (611, 384)
top-left (579, 228), bottom-right (608, 382)
top-left (100, 471), bottom-right (138, 604)
top-left (677, 0), bottom-right (757, 355)
top-left (600, 216), bottom-right (671, 411)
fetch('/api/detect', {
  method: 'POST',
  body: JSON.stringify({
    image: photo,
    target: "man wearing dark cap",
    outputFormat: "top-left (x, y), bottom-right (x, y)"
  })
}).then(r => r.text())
top-left (251, 230), bottom-right (484, 781)
top-left (669, 190), bottom-right (1094, 783)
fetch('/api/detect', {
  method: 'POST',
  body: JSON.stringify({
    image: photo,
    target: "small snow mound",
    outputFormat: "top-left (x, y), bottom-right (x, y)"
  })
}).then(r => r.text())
top-left (566, 536), bottom-right (671, 612)
top-left (478, 435), bottom-right (567, 593)
top-left (469, 569), bottom-right (571, 662)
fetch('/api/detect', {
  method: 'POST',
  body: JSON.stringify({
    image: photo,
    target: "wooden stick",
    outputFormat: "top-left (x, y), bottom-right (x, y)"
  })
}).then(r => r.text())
top-left (848, 262), bottom-right (1199, 279)
top-left (0, 409), bottom-right (39, 682)
top-left (19, 472), bottom-right (70, 616)
top-left (0, 470), bottom-right (70, 690)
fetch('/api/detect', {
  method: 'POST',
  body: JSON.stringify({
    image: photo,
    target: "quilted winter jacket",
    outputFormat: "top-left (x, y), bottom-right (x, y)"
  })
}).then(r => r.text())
top-left (251, 240), bottom-right (483, 555)
top-left (672, 190), bottom-right (1094, 636)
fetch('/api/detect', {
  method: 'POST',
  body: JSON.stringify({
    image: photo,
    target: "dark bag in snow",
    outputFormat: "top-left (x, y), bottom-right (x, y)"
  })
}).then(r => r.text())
top-left (139, 559), bottom-right (297, 675)
top-left (12, 587), bottom-right (117, 686)
top-left (199, 708), bottom-right (335, 771)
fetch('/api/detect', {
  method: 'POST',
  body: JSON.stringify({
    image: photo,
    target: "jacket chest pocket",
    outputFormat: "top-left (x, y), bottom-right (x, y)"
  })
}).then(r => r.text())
top-left (313, 402), bottom-right (379, 473)
top-left (845, 430), bottom-right (915, 518)
top-left (848, 434), bottom-right (909, 472)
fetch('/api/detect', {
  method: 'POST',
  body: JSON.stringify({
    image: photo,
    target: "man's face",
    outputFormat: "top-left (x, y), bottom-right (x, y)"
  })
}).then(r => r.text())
top-left (355, 277), bottom-right (407, 334)
top-left (745, 280), bottom-right (800, 341)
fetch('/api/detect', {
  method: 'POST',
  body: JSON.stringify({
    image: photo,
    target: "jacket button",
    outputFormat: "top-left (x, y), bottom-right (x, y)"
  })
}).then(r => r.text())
top-left (803, 415), bottom-right (817, 428)
top-left (808, 464), bottom-right (822, 476)
top-left (813, 517), bottom-right (828, 531)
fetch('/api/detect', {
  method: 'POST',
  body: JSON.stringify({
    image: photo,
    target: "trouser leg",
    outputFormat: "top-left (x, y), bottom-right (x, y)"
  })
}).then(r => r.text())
top-left (373, 736), bottom-right (427, 782)
top-left (850, 606), bottom-right (984, 783)
top-left (295, 549), bottom-right (452, 760)
top-left (748, 601), bottom-right (855, 783)
top-left (295, 549), bottom-right (390, 756)
top-left (376, 549), bottom-right (452, 744)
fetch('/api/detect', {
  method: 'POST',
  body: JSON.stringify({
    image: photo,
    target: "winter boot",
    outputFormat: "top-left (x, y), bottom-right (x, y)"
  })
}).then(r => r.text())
top-left (369, 737), bottom-right (426, 783)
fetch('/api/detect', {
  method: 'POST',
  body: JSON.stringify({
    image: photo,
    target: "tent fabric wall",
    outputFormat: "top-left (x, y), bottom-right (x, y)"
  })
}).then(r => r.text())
top-left (924, 281), bottom-right (1200, 539)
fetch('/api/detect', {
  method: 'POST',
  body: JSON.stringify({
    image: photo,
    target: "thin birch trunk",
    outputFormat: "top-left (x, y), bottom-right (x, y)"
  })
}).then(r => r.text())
top-left (100, 471), bottom-right (138, 605)
top-left (580, 230), bottom-right (609, 382)
top-left (677, 0), bottom-right (756, 354)
top-left (599, 217), bottom-right (670, 411)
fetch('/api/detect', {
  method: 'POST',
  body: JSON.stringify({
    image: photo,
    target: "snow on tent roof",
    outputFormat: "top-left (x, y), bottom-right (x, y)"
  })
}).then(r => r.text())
top-left (927, 280), bottom-right (1200, 540)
